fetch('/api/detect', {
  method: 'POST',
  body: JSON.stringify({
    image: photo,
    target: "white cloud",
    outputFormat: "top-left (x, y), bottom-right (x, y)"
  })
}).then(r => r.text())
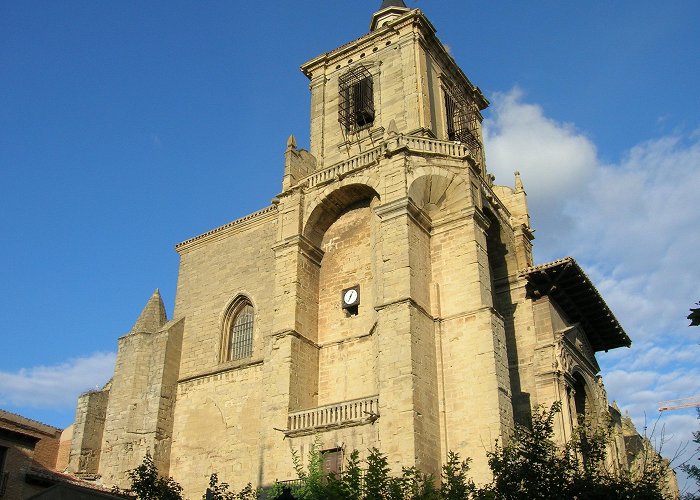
top-left (0, 352), bottom-right (115, 409)
top-left (484, 87), bottom-right (598, 205)
top-left (484, 88), bottom-right (700, 492)
top-left (483, 88), bottom-right (600, 259)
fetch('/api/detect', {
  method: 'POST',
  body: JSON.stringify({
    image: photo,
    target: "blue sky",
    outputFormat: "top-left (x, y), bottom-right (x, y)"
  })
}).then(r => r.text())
top-left (1, 0), bottom-right (699, 493)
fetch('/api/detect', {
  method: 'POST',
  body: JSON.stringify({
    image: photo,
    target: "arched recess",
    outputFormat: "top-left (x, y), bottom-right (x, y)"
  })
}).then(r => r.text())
top-left (572, 371), bottom-right (595, 425)
top-left (407, 171), bottom-right (470, 222)
top-left (301, 183), bottom-right (381, 407)
top-left (407, 172), bottom-right (472, 319)
top-left (483, 206), bottom-right (509, 314)
top-left (304, 183), bottom-right (381, 249)
top-left (569, 370), bottom-right (600, 464)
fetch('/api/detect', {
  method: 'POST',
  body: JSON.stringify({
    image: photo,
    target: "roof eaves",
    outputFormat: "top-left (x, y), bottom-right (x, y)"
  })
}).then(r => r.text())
top-left (519, 257), bottom-right (631, 351)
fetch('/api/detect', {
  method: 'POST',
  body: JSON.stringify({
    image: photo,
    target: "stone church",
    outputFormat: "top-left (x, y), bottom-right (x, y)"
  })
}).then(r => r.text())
top-left (67, 1), bottom-right (639, 496)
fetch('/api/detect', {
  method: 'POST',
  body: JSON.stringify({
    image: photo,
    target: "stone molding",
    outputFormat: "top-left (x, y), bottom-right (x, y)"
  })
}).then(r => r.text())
top-left (175, 205), bottom-right (277, 253)
top-left (177, 358), bottom-right (264, 387)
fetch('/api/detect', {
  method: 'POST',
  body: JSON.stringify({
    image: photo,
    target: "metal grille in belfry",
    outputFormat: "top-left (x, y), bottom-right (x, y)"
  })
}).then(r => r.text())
top-left (443, 83), bottom-right (482, 157)
top-left (229, 303), bottom-right (253, 360)
top-left (338, 65), bottom-right (374, 132)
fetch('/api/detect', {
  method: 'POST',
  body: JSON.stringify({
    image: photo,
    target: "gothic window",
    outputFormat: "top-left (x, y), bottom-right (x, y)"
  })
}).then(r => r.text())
top-left (442, 81), bottom-right (482, 157)
top-left (223, 298), bottom-right (254, 362)
top-left (339, 65), bottom-right (375, 132)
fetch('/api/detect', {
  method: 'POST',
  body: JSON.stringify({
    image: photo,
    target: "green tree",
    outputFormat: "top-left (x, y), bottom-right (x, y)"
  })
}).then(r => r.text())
top-left (440, 452), bottom-right (476, 500)
top-left (681, 409), bottom-right (700, 499)
top-left (336, 450), bottom-right (363, 500)
top-left (483, 402), bottom-right (570, 499)
top-left (480, 402), bottom-right (667, 500)
top-left (204, 473), bottom-right (259, 500)
top-left (364, 447), bottom-right (392, 499)
top-left (124, 452), bottom-right (183, 500)
top-left (688, 301), bottom-right (700, 327)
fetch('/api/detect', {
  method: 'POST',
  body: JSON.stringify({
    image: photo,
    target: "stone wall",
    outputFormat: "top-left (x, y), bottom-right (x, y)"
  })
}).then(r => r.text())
top-left (69, 389), bottom-right (108, 474)
top-left (174, 212), bottom-right (278, 380)
top-left (169, 364), bottom-right (264, 495)
top-left (0, 434), bottom-right (36, 500)
top-left (318, 201), bottom-right (378, 406)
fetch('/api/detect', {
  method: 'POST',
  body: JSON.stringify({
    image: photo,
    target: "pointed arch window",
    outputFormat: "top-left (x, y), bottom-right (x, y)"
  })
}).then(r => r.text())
top-left (223, 298), bottom-right (254, 361)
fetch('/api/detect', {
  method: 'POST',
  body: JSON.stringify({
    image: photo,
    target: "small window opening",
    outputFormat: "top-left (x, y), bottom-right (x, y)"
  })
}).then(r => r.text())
top-left (443, 82), bottom-right (482, 157)
top-left (339, 66), bottom-right (375, 132)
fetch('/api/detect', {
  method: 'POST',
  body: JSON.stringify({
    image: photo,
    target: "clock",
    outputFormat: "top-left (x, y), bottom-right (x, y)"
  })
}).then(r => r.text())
top-left (341, 285), bottom-right (360, 309)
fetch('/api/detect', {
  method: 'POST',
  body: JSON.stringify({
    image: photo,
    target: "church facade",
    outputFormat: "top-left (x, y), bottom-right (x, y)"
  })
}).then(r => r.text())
top-left (67, 2), bottom-right (637, 496)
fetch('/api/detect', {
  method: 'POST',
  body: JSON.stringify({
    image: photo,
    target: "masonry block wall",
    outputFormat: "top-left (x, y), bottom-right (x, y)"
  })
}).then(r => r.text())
top-left (0, 434), bottom-right (36, 500)
top-left (69, 389), bottom-right (109, 474)
top-left (317, 201), bottom-right (378, 406)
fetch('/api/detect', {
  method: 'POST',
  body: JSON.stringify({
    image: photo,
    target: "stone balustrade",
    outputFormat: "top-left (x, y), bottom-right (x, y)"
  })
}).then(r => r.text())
top-left (304, 135), bottom-right (481, 189)
top-left (287, 395), bottom-right (379, 435)
top-left (306, 146), bottom-right (385, 188)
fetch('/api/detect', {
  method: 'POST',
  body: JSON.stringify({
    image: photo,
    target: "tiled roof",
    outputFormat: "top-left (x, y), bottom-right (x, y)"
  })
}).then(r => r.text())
top-left (520, 257), bottom-right (631, 351)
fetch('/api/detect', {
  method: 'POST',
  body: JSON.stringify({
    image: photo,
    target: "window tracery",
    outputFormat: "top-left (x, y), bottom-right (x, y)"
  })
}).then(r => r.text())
top-left (222, 297), bottom-right (254, 362)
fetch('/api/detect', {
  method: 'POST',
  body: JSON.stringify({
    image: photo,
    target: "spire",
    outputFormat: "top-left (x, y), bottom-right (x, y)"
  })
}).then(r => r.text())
top-left (379, 0), bottom-right (407, 8)
top-left (371, 0), bottom-right (410, 31)
top-left (129, 289), bottom-right (167, 334)
top-left (286, 134), bottom-right (297, 151)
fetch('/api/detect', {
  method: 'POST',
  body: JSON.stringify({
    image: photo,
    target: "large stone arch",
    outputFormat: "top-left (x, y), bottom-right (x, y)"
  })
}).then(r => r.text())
top-left (303, 182), bottom-right (381, 248)
top-left (295, 182), bottom-right (382, 409)
top-left (407, 169), bottom-right (471, 221)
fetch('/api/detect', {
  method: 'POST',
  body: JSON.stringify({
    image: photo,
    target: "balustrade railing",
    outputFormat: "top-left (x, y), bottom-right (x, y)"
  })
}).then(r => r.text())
top-left (306, 146), bottom-right (385, 188)
top-left (303, 135), bottom-right (480, 189)
top-left (400, 135), bottom-right (471, 158)
top-left (287, 395), bottom-right (379, 433)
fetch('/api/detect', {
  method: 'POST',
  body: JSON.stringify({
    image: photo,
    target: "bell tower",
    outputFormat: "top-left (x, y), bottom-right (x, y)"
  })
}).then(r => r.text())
top-left (300, 1), bottom-right (489, 172)
top-left (269, 1), bottom-right (519, 484)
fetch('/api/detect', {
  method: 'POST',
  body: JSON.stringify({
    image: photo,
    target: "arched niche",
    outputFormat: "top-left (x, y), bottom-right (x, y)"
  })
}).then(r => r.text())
top-left (304, 183), bottom-right (381, 249)
top-left (407, 172), bottom-right (470, 221)
top-left (300, 183), bottom-right (381, 407)
top-left (571, 371), bottom-right (598, 425)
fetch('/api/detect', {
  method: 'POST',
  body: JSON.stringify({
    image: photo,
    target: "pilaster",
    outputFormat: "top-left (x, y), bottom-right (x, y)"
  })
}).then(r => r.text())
top-left (374, 197), bottom-right (441, 477)
top-left (431, 206), bottom-right (513, 483)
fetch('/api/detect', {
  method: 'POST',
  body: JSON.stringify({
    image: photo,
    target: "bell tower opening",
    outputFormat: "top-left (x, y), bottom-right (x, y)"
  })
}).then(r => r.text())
top-left (339, 65), bottom-right (375, 132)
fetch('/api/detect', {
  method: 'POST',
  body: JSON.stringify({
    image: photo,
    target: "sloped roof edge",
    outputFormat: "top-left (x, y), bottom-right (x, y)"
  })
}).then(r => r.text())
top-left (519, 257), bottom-right (631, 352)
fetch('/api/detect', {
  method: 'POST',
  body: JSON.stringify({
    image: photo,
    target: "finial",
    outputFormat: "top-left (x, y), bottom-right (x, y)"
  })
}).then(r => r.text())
top-left (286, 134), bottom-right (297, 151)
top-left (387, 119), bottom-right (399, 136)
top-left (514, 171), bottom-right (524, 192)
top-left (129, 289), bottom-right (167, 334)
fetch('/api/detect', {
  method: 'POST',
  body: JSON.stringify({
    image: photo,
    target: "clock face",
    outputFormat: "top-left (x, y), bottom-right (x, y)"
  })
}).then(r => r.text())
top-left (341, 286), bottom-right (360, 309)
top-left (343, 288), bottom-right (358, 305)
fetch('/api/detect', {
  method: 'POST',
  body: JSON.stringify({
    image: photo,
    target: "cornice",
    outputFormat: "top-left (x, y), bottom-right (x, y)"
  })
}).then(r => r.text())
top-left (271, 234), bottom-right (324, 266)
top-left (178, 358), bottom-right (265, 387)
top-left (300, 10), bottom-right (432, 79)
top-left (175, 205), bottom-right (278, 254)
